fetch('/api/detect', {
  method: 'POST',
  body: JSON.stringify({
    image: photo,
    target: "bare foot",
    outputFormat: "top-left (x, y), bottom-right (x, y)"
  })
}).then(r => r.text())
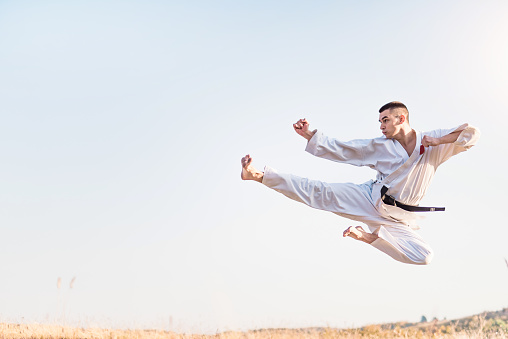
top-left (343, 226), bottom-right (378, 244)
top-left (241, 154), bottom-right (264, 183)
top-left (343, 226), bottom-right (364, 239)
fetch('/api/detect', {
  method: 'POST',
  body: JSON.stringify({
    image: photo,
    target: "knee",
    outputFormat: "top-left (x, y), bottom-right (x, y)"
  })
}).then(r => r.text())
top-left (414, 248), bottom-right (434, 265)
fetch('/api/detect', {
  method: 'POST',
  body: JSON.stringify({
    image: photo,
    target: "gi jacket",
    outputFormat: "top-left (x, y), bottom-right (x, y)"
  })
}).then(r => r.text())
top-left (305, 124), bottom-right (481, 230)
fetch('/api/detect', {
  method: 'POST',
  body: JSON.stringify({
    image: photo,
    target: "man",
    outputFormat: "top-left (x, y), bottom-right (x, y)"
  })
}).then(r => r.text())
top-left (241, 101), bottom-right (480, 265)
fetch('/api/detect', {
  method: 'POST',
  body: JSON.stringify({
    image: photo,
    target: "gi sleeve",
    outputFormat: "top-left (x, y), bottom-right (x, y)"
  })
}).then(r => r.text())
top-left (305, 130), bottom-right (373, 166)
top-left (425, 123), bottom-right (481, 166)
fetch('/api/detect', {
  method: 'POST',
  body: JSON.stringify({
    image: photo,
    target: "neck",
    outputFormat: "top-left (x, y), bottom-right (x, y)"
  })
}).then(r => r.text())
top-left (392, 125), bottom-right (415, 147)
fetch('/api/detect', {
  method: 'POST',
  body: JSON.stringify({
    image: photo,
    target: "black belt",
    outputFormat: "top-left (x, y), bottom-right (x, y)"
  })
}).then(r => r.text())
top-left (381, 186), bottom-right (445, 212)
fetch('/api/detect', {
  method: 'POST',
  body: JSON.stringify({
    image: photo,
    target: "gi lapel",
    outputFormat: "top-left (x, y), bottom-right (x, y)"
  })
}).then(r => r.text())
top-left (381, 131), bottom-right (423, 190)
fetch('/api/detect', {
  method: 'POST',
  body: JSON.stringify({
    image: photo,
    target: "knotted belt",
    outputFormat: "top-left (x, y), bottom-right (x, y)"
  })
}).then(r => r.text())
top-left (381, 185), bottom-right (445, 212)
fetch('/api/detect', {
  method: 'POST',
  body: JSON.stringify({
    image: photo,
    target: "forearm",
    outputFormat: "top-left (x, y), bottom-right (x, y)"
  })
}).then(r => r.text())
top-left (302, 129), bottom-right (316, 141)
top-left (423, 124), bottom-right (480, 165)
top-left (437, 129), bottom-right (463, 145)
top-left (305, 131), bottom-right (365, 166)
top-left (423, 129), bottom-right (465, 147)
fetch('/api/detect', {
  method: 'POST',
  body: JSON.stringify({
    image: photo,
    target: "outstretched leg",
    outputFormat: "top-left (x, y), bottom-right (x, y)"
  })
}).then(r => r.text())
top-left (343, 226), bottom-right (378, 244)
top-left (241, 154), bottom-right (264, 183)
top-left (241, 162), bottom-right (433, 265)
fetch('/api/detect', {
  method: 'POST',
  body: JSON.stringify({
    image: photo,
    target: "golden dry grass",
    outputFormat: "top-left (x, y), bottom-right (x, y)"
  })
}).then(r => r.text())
top-left (1, 322), bottom-right (507, 339)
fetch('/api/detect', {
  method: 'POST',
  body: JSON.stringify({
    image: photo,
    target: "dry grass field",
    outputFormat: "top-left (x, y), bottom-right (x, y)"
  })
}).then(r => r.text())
top-left (1, 309), bottom-right (507, 339)
top-left (0, 324), bottom-right (507, 339)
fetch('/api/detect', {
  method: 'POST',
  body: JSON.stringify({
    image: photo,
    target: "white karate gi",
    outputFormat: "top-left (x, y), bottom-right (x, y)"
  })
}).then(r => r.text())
top-left (262, 124), bottom-right (480, 265)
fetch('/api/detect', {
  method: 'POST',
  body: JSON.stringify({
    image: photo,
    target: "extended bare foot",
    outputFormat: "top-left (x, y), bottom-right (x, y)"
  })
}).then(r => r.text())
top-left (343, 226), bottom-right (378, 244)
top-left (241, 154), bottom-right (264, 183)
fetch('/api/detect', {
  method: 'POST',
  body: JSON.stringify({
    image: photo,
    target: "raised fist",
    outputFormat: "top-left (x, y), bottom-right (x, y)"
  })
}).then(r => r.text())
top-left (293, 118), bottom-right (315, 141)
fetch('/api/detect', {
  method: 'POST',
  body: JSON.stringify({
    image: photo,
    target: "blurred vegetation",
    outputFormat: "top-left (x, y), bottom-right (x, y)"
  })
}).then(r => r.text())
top-left (1, 308), bottom-right (507, 338)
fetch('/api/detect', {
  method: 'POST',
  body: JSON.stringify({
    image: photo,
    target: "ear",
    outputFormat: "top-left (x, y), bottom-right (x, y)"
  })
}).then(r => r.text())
top-left (399, 115), bottom-right (405, 124)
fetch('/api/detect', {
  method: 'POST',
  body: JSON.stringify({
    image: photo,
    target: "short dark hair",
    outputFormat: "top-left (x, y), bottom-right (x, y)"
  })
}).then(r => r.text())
top-left (379, 101), bottom-right (409, 122)
top-left (378, 101), bottom-right (408, 113)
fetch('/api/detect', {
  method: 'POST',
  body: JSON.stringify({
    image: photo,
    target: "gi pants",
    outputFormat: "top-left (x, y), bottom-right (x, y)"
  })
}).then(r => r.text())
top-left (262, 166), bottom-right (434, 265)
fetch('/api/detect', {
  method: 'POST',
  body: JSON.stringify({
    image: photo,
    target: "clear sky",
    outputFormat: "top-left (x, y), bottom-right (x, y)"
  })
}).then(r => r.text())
top-left (0, 0), bottom-right (507, 333)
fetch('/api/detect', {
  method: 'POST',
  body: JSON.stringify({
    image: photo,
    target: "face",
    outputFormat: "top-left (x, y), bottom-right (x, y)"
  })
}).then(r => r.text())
top-left (379, 110), bottom-right (402, 138)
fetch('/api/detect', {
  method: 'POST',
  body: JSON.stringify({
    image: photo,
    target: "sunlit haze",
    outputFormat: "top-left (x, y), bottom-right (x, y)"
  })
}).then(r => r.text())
top-left (0, 0), bottom-right (507, 333)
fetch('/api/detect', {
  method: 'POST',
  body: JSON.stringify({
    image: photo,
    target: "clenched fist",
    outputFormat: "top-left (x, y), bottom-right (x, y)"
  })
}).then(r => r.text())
top-left (421, 135), bottom-right (440, 147)
top-left (293, 118), bottom-right (316, 141)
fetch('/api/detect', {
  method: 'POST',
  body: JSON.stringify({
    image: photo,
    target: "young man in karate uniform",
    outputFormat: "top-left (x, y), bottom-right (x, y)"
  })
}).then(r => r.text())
top-left (240, 101), bottom-right (480, 265)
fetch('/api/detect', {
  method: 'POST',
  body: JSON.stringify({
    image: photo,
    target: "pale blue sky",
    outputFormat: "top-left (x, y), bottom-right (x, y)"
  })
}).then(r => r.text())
top-left (0, 0), bottom-right (507, 333)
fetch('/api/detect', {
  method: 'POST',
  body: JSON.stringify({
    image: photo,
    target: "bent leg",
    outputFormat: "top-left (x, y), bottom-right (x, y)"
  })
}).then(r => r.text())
top-left (343, 226), bottom-right (379, 244)
top-left (247, 162), bottom-right (433, 265)
top-left (341, 225), bottom-right (433, 265)
top-left (369, 225), bottom-right (433, 265)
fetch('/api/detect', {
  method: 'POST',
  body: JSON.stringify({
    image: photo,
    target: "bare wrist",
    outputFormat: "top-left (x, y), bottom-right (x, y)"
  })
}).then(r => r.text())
top-left (305, 129), bottom-right (317, 141)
